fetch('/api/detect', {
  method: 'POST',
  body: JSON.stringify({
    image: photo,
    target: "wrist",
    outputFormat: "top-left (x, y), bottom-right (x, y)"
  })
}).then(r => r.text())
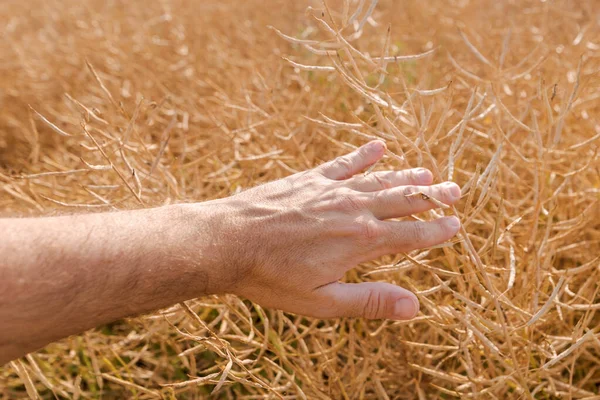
top-left (165, 200), bottom-right (237, 297)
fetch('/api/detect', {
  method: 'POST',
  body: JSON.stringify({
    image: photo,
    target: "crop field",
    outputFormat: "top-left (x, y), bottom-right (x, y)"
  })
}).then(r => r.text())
top-left (1, 0), bottom-right (600, 398)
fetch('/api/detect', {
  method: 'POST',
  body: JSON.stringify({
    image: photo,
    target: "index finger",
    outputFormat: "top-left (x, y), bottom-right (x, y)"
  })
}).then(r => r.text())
top-left (317, 140), bottom-right (386, 180)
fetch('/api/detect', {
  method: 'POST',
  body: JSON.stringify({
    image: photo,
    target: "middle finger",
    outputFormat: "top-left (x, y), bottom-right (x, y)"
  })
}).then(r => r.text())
top-left (345, 168), bottom-right (433, 192)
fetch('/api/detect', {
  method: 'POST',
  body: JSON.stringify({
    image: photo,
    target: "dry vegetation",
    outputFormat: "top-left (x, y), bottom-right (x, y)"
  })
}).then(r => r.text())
top-left (2, 0), bottom-right (600, 398)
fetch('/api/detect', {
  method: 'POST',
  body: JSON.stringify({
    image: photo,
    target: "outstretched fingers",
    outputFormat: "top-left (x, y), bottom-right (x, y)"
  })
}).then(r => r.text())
top-left (307, 217), bottom-right (460, 320)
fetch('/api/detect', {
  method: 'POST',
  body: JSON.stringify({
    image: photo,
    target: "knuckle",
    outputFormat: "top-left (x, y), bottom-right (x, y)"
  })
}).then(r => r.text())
top-left (440, 188), bottom-right (452, 203)
top-left (434, 184), bottom-right (451, 203)
top-left (402, 186), bottom-right (419, 205)
top-left (372, 188), bottom-right (390, 208)
top-left (333, 157), bottom-right (354, 178)
top-left (407, 169), bottom-right (420, 183)
top-left (362, 288), bottom-right (385, 319)
top-left (410, 222), bottom-right (428, 244)
top-left (356, 146), bottom-right (371, 161)
top-left (374, 174), bottom-right (393, 190)
top-left (357, 218), bottom-right (380, 241)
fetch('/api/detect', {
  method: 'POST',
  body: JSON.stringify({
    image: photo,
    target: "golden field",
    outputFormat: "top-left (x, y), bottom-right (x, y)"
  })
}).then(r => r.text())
top-left (1, 0), bottom-right (600, 398)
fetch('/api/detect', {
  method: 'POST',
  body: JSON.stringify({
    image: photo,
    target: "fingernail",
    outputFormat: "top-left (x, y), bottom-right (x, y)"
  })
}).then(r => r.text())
top-left (446, 216), bottom-right (461, 229)
top-left (393, 297), bottom-right (419, 319)
top-left (444, 182), bottom-right (461, 199)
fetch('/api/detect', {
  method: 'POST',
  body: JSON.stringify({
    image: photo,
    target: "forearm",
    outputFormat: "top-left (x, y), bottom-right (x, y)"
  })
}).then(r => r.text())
top-left (0, 203), bottom-right (224, 364)
top-left (0, 141), bottom-right (462, 366)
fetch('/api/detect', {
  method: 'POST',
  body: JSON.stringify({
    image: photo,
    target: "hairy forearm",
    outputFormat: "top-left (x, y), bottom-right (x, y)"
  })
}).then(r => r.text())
top-left (0, 203), bottom-right (224, 364)
top-left (1, 141), bottom-right (462, 366)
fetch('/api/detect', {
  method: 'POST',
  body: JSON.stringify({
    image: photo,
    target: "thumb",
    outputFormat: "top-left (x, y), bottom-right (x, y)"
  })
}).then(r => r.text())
top-left (316, 282), bottom-right (419, 320)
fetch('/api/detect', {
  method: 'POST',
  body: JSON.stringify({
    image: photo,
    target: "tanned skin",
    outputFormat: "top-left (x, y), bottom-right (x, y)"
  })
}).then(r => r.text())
top-left (1, 140), bottom-right (462, 364)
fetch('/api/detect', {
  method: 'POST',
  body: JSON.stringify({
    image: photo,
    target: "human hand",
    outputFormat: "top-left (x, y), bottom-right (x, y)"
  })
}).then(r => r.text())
top-left (0, 139), bottom-right (460, 363)
top-left (212, 140), bottom-right (461, 320)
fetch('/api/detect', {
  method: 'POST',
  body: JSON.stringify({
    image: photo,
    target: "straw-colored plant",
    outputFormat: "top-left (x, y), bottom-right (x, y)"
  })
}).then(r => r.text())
top-left (1, 0), bottom-right (600, 398)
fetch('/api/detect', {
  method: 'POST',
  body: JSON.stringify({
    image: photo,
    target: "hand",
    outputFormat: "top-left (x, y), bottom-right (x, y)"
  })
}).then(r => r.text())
top-left (211, 140), bottom-right (461, 320)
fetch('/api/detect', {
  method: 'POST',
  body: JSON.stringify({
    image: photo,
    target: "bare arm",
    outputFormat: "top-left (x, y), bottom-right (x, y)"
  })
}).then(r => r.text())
top-left (0, 203), bottom-right (226, 363)
top-left (0, 141), bottom-right (461, 365)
